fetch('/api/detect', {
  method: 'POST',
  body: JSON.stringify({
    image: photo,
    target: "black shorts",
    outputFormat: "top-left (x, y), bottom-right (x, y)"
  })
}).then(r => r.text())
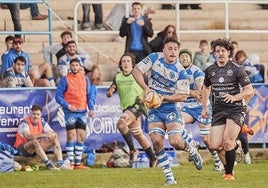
top-left (66, 121), bottom-right (87, 131)
top-left (124, 97), bottom-right (147, 118)
top-left (124, 106), bottom-right (143, 119)
top-left (17, 145), bottom-right (36, 157)
top-left (212, 105), bottom-right (247, 127)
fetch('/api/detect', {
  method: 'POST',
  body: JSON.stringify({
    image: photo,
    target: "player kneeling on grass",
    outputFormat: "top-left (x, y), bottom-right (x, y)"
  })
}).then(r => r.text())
top-left (106, 53), bottom-right (157, 167)
top-left (14, 104), bottom-right (70, 170)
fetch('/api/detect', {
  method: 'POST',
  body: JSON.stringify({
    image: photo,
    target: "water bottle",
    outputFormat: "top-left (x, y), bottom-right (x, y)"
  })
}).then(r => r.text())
top-left (86, 149), bottom-right (96, 166)
top-left (136, 153), bottom-right (149, 168)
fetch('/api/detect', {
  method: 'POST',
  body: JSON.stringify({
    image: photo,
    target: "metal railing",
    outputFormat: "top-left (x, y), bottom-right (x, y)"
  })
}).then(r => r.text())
top-left (73, 0), bottom-right (268, 43)
top-left (0, 0), bottom-right (53, 45)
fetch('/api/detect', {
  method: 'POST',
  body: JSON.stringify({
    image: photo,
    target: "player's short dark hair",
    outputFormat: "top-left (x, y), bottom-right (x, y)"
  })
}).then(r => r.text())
top-left (61, 31), bottom-right (72, 39)
top-left (212, 38), bottom-right (234, 58)
top-left (119, 53), bottom-right (136, 71)
top-left (5, 35), bottom-right (14, 43)
top-left (14, 56), bottom-right (26, 65)
top-left (70, 58), bottom-right (81, 65)
top-left (163, 37), bottom-right (180, 48)
top-left (200, 39), bottom-right (208, 45)
top-left (31, 104), bottom-right (43, 112)
top-left (65, 40), bottom-right (77, 48)
top-left (132, 2), bottom-right (143, 7)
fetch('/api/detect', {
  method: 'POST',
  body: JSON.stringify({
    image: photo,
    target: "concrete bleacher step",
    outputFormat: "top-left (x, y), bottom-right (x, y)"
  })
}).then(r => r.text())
top-left (0, 1), bottom-right (267, 83)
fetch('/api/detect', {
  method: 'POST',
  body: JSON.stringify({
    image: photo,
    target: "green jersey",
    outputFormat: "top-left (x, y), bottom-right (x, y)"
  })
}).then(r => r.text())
top-left (115, 72), bottom-right (144, 110)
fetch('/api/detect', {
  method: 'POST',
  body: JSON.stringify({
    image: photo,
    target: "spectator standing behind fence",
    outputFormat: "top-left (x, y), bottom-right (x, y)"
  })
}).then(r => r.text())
top-left (13, 104), bottom-right (71, 170)
top-left (149, 24), bottom-right (178, 52)
top-left (3, 56), bottom-right (33, 87)
top-left (119, 2), bottom-right (154, 64)
top-left (6, 3), bottom-right (22, 38)
top-left (193, 39), bottom-right (215, 71)
top-left (56, 58), bottom-right (96, 170)
top-left (1, 37), bottom-right (56, 87)
top-left (42, 31), bottom-right (89, 63)
top-left (104, 3), bottom-right (155, 42)
top-left (106, 53), bottom-right (157, 167)
top-left (81, 3), bottom-right (105, 31)
top-left (201, 38), bottom-right (254, 180)
top-left (20, 3), bottom-right (48, 20)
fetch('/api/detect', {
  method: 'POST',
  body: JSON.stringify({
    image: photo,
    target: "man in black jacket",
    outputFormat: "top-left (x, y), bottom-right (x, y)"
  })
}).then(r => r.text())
top-left (119, 2), bottom-right (153, 64)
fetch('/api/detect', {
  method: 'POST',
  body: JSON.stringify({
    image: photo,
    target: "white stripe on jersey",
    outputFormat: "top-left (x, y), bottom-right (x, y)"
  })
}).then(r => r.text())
top-left (137, 52), bottom-right (189, 96)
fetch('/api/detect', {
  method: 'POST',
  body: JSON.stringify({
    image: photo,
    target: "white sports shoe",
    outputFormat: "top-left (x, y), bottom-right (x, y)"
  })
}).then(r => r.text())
top-left (189, 148), bottom-right (203, 170)
top-left (59, 160), bottom-right (73, 170)
top-left (235, 140), bottom-right (244, 162)
top-left (244, 152), bottom-right (251, 164)
top-left (214, 162), bottom-right (225, 174)
top-left (164, 178), bottom-right (177, 186)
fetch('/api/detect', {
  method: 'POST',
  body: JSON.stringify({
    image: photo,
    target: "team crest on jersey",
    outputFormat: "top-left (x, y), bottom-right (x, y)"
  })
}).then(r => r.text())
top-left (227, 69), bottom-right (233, 76)
top-left (169, 71), bottom-right (175, 79)
top-left (68, 117), bottom-right (75, 124)
top-left (219, 77), bottom-right (224, 83)
top-left (166, 112), bottom-right (177, 121)
top-left (148, 114), bottom-right (154, 121)
top-left (240, 116), bottom-right (245, 124)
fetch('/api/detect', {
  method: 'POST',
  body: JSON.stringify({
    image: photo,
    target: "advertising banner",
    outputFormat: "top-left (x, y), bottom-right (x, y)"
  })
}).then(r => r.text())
top-left (0, 84), bottom-right (267, 150)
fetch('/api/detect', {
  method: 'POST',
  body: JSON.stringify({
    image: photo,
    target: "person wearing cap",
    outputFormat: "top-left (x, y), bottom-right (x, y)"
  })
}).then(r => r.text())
top-left (57, 40), bottom-right (100, 85)
top-left (1, 37), bottom-right (56, 87)
top-left (55, 58), bottom-right (96, 170)
top-left (1, 37), bottom-right (30, 78)
top-left (179, 49), bottom-right (225, 172)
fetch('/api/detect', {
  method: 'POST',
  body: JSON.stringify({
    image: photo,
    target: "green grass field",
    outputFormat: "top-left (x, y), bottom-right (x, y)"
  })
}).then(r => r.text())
top-left (0, 160), bottom-right (267, 188)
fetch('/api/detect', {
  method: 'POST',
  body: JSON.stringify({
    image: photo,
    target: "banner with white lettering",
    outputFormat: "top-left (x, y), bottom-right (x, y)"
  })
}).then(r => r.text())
top-left (0, 84), bottom-right (267, 150)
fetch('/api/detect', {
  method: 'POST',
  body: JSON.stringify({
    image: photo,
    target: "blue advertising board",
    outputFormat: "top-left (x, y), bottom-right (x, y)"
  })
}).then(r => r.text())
top-left (0, 84), bottom-right (267, 150)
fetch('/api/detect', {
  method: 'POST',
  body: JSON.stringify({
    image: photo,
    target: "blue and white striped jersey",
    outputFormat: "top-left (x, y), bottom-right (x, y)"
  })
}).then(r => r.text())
top-left (137, 52), bottom-right (190, 96)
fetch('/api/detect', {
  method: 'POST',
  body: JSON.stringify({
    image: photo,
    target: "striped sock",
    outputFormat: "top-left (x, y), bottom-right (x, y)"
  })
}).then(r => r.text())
top-left (184, 141), bottom-right (195, 155)
top-left (75, 142), bottom-right (84, 165)
top-left (57, 160), bottom-right (63, 167)
top-left (45, 160), bottom-right (52, 167)
top-left (181, 129), bottom-right (194, 145)
top-left (66, 141), bottom-right (75, 165)
top-left (210, 150), bottom-right (221, 164)
top-left (156, 149), bottom-right (174, 181)
top-left (48, 77), bottom-right (55, 87)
